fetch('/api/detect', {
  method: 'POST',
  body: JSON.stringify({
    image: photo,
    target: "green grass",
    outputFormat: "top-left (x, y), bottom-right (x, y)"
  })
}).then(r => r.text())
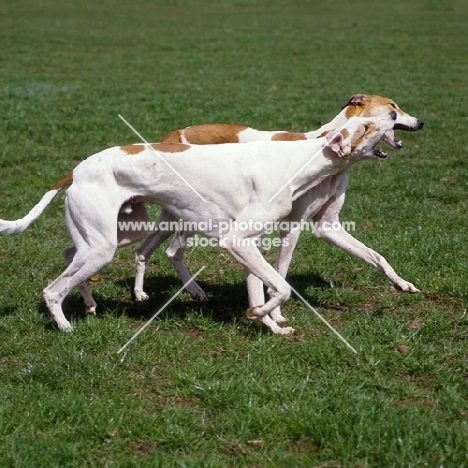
top-left (1, 0), bottom-right (468, 466)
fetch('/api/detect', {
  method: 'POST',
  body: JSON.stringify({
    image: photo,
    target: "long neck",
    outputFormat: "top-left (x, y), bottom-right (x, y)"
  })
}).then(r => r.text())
top-left (304, 108), bottom-right (349, 138)
top-left (289, 142), bottom-right (352, 200)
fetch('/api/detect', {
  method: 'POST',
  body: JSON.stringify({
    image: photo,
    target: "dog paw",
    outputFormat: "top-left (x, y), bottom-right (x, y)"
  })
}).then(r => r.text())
top-left (185, 282), bottom-right (208, 302)
top-left (275, 326), bottom-right (296, 335)
top-left (58, 321), bottom-right (73, 332)
top-left (187, 284), bottom-right (208, 302)
top-left (192, 293), bottom-right (208, 302)
top-left (246, 306), bottom-right (262, 320)
top-left (270, 313), bottom-right (288, 323)
top-left (134, 290), bottom-right (149, 301)
top-left (273, 316), bottom-right (288, 324)
top-left (395, 281), bottom-right (420, 293)
top-left (87, 306), bottom-right (97, 315)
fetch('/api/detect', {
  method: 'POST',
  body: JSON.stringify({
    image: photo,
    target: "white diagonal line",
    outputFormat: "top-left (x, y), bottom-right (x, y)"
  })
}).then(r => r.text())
top-left (117, 266), bottom-right (206, 354)
top-left (267, 264), bottom-right (357, 354)
top-left (118, 114), bottom-right (207, 202)
top-left (268, 117), bottom-right (356, 203)
top-left (288, 281), bottom-right (357, 354)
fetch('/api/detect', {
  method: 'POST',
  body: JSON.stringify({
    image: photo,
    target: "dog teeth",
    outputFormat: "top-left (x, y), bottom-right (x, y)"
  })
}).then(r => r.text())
top-left (393, 137), bottom-right (402, 149)
top-left (373, 148), bottom-right (388, 159)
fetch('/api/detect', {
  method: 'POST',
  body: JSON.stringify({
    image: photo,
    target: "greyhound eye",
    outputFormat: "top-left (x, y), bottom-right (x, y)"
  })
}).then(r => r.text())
top-left (363, 124), bottom-right (369, 132)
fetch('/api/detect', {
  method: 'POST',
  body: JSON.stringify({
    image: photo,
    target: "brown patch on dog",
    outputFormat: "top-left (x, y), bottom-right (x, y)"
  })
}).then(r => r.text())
top-left (340, 129), bottom-right (350, 140)
top-left (350, 122), bottom-right (376, 148)
top-left (168, 123), bottom-right (248, 145)
top-left (344, 105), bottom-right (360, 118)
top-left (160, 130), bottom-right (182, 143)
top-left (343, 94), bottom-right (402, 119)
top-left (318, 130), bottom-right (331, 137)
top-left (50, 171), bottom-right (73, 191)
top-left (150, 143), bottom-right (190, 153)
top-left (343, 96), bottom-right (371, 118)
top-left (120, 144), bottom-right (145, 155)
top-left (271, 132), bottom-right (307, 141)
top-left (121, 143), bottom-right (190, 155)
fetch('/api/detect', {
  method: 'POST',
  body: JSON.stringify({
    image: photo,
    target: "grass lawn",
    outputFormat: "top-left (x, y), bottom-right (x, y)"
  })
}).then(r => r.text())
top-left (1, 0), bottom-right (467, 466)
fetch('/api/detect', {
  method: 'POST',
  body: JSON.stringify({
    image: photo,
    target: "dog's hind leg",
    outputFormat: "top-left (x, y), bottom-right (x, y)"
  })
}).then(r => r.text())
top-left (267, 226), bottom-right (302, 323)
top-left (62, 246), bottom-right (97, 314)
top-left (133, 210), bottom-right (176, 301)
top-left (133, 210), bottom-right (206, 302)
top-left (43, 188), bottom-right (119, 331)
top-left (44, 244), bottom-right (116, 331)
top-left (133, 228), bottom-right (173, 301)
top-left (165, 231), bottom-right (207, 301)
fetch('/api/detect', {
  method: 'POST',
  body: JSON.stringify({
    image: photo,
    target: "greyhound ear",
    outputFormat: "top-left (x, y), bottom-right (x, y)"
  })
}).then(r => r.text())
top-left (326, 131), bottom-right (349, 157)
top-left (342, 93), bottom-right (370, 109)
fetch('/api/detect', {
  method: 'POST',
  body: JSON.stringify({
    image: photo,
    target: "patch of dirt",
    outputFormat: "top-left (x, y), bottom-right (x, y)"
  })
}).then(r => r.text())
top-left (224, 440), bottom-right (247, 455)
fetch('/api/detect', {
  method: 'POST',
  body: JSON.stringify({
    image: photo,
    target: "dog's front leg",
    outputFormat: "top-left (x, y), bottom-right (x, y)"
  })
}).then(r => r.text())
top-left (165, 232), bottom-right (207, 301)
top-left (245, 239), bottom-right (266, 309)
top-left (244, 238), bottom-right (289, 323)
top-left (245, 269), bottom-right (265, 307)
top-left (267, 227), bottom-right (303, 323)
top-left (223, 238), bottom-right (295, 335)
top-left (313, 194), bottom-right (420, 293)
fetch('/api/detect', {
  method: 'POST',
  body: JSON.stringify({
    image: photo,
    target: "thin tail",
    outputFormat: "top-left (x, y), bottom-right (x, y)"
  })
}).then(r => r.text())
top-left (0, 171), bottom-right (73, 235)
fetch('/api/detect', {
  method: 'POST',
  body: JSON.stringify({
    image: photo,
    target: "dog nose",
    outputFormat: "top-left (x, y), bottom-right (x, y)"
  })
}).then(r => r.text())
top-left (417, 119), bottom-right (424, 129)
top-left (390, 111), bottom-right (397, 120)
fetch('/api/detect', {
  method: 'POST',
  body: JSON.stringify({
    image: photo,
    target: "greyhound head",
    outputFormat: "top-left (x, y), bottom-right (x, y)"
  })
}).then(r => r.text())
top-left (342, 94), bottom-right (424, 149)
top-left (326, 112), bottom-right (397, 160)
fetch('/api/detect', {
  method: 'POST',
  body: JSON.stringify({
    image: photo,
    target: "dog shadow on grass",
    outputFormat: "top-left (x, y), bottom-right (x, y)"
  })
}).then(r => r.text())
top-left (34, 271), bottom-right (332, 330)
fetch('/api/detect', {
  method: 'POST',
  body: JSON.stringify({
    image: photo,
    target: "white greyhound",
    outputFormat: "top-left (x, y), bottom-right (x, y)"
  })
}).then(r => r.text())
top-left (0, 95), bottom-right (423, 325)
top-left (1, 112), bottom-right (399, 333)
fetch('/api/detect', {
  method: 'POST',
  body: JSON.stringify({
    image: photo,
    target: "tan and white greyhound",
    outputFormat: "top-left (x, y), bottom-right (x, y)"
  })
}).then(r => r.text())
top-left (0, 112), bottom-right (398, 333)
top-left (132, 94), bottom-right (423, 323)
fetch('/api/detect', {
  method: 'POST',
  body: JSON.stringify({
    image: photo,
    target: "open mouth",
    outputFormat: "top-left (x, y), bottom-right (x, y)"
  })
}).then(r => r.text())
top-left (374, 129), bottom-right (396, 159)
top-left (390, 134), bottom-right (402, 149)
top-left (373, 148), bottom-right (388, 159)
top-left (394, 123), bottom-right (419, 132)
top-left (383, 129), bottom-right (402, 149)
top-left (373, 117), bottom-right (423, 158)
